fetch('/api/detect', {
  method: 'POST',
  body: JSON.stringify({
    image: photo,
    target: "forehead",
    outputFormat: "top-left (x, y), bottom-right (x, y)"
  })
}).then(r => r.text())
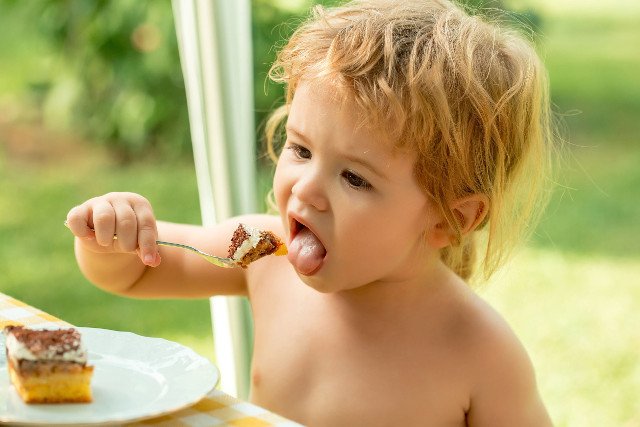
top-left (288, 81), bottom-right (392, 152)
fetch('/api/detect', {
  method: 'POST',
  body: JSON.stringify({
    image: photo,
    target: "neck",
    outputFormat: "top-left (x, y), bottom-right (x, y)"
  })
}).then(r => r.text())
top-left (331, 257), bottom-right (454, 317)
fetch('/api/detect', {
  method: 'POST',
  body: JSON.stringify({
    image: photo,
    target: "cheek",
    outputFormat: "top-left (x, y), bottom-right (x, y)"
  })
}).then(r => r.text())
top-left (340, 199), bottom-right (430, 253)
top-left (272, 161), bottom-right (289, 210)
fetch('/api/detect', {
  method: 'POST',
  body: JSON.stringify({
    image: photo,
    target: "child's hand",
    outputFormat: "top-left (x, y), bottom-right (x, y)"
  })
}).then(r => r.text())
top-left (66, 192), bottom-right (161, 267)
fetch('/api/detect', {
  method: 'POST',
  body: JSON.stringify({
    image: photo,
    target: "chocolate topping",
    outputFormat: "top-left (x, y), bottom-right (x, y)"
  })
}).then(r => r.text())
top-left (227, 224), bottom-right (250, 258)
top-left (4, 326), bottom-right (82, 358)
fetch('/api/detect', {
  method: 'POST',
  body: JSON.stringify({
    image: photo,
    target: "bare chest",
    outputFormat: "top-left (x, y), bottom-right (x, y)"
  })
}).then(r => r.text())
top-left (249, 283), bottom-right (469, 426)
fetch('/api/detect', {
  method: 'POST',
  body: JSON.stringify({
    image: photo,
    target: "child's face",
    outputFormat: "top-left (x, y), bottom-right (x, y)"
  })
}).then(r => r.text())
top-left (274, 81), bottom-right (439, 293)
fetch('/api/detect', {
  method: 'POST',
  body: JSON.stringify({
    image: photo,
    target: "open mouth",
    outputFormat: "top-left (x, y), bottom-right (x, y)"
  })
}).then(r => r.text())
top-left (287, 217), bottom-right (327, 276)
top-left (289, 218), bottom-right (305, 241)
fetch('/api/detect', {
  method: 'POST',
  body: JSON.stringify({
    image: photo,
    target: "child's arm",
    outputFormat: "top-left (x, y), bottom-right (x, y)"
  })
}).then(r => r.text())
top-left (66, 192), bottom-right (273, 299)
top-left (466, 323), bottom-right (553, 426)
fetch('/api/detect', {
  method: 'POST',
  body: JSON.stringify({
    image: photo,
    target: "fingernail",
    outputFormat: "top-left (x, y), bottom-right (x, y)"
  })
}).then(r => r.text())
top-left (143, 253), bottom-right (155, 265)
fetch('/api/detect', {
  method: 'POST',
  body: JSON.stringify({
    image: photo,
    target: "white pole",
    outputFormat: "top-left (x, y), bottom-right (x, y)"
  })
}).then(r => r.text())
top-left (172, 0), bottom-right (256, 399)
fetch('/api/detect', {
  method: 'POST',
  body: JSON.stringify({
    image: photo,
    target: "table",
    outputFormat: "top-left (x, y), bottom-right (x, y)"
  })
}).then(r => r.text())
top-left (0, 292), bottom-right (302, 427)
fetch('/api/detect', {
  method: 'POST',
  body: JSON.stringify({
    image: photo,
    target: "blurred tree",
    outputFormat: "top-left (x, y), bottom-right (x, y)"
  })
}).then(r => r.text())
top-left (0, 0), bottom-right (539, 163)
top-left (251, 0), bottom-right (300, 165)
top-left (464, 0), bottom-right (542, 35)
top-left (3, 0), bottom-right (190, 163)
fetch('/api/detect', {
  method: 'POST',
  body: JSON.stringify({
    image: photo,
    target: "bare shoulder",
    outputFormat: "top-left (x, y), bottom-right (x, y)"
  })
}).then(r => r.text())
top-left (454, 287), bottom-right (552, 426)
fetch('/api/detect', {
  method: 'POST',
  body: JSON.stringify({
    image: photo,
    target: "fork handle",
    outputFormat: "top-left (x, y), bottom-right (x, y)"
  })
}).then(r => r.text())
top-left (156, 241), bottom-right (237, 268)
top-left (156, 240), bottom-right (196, 251)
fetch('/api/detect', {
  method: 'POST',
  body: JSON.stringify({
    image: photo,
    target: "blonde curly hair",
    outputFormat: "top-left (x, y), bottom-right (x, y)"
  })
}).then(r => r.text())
top-left (265, 0), bottom-right (554, 282)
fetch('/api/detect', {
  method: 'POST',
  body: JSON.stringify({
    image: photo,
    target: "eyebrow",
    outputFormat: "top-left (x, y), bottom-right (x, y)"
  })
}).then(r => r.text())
top-left (344, 153), bottom-right (389, 180)
top-left (286, 126), bottom-right (389, 180)
top-left (286, 126), bottom-right (310, 144)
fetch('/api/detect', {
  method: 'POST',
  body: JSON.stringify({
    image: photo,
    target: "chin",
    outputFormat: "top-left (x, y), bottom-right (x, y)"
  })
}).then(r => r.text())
top-left (297, 273), bottom-right (330, 293)
top-left (295, 270), bottom-right (341, 294)
top-left (298, 270), bottom-right (369, 295)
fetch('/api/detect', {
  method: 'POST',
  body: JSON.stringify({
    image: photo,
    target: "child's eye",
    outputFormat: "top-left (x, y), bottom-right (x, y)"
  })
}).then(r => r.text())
top-left (341, 170), bottom-right (373, 190)
top-left (287, 143), bottom-right (311, 160)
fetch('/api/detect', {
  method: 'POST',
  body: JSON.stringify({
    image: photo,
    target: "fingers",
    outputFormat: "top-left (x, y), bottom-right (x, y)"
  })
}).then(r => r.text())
top-left (112, 201), bottom-right (137, 252)
top-left (66, 203), bottom-right (95, 240)
top-left (91, 198), bottom-right (117, 247)
top-left (66, 193), bottom-right (160, 266)
top-left (131, 198), bottom-right (161, 267)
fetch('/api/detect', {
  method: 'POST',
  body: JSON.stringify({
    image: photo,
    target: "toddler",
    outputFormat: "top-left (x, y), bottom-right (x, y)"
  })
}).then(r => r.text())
top-left (67, 0), bottom-right (554, 425)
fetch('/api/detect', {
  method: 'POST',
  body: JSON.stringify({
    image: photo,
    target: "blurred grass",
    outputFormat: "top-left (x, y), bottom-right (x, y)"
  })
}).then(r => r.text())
top-left (483, 250), bottom-right (640, 426)
top-left (1, 1), bottom-right (639, 426)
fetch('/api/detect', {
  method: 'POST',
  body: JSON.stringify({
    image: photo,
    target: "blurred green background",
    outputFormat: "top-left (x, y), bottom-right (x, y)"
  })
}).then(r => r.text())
top-left (0, 0), bottom-right (638, 425)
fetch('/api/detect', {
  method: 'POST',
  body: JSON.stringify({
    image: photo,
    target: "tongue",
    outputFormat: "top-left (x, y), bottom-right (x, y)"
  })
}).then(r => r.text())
top-left (288, 227), bottom-right (326, 275)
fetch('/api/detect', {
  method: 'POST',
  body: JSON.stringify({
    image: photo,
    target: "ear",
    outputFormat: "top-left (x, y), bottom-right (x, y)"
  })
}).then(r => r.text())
top-left (451, 194), bottom-right (489, 236)
top-left (426, 194), bottom-right (489, 249)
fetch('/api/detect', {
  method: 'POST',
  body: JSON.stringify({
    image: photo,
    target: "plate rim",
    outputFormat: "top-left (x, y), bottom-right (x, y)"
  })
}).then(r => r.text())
top-left (0, 326), bottom-right (219, 425)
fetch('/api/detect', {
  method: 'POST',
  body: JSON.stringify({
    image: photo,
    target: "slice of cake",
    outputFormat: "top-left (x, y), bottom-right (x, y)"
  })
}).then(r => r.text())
top-left (228, 223), bottom-right (287, 268)
top-left (4, 325), bottom-right (94, 403)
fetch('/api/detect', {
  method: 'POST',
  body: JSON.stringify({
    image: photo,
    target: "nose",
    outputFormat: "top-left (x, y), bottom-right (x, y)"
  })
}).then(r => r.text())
top-left (291, 168), bottom-right (329, 212)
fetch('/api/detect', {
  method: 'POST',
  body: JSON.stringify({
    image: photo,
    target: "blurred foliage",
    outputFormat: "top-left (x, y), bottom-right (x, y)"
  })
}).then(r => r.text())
top-left (251, 0), bottom-right (302, 155)
top-left (474, 1), bottom-right (542, 36)
top-left (0, 0), bottom-right (538, 163)
top-left (2, 0), bottom-right (189, 163)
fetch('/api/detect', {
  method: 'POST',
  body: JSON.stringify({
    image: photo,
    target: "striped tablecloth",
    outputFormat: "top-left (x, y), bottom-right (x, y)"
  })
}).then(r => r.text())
top-left (0, 292), bottom-right (301, 427)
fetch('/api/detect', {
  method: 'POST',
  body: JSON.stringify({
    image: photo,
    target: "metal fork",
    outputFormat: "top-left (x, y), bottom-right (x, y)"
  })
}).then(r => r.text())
top-left (65, 222), bottom-right (238, 268)
top-left (155, 240), bottom-right (237, 268)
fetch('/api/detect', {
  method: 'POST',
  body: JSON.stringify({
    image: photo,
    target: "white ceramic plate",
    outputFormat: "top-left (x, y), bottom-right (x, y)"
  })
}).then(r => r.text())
top-left (0, 327), bottom-right (219, 425)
